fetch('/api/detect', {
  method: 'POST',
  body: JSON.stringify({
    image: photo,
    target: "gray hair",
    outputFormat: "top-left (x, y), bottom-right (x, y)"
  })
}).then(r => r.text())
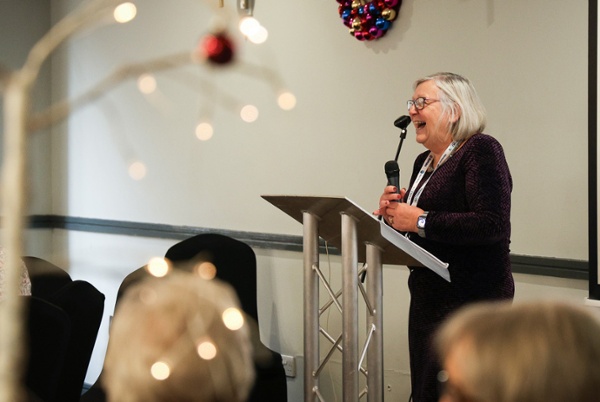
top-left (414, 72), bottom-right (487, 141)
top-left (103, 271), bottom-right (255, 402)
top-left (435, 300), bottom-right (600, 402)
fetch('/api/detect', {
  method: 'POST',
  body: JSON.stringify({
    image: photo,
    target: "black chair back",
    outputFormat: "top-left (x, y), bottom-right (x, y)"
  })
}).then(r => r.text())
top-left (165, 234), bottom-right (259, 322)
top-left (84, 235), bottom-right (288, 402)
top-left (164, 234), bottom-right (287, 402)
top-left (24, 296), bottom-right (71, 402)
top-left (23, 256), bottom-right (72, 299)
top-left (21, 257), bottom-right (105, 402)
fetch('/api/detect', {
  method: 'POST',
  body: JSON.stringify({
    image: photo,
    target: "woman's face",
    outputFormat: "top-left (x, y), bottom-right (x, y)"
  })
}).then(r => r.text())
top-left (409, 80), bottom-right (454, 153)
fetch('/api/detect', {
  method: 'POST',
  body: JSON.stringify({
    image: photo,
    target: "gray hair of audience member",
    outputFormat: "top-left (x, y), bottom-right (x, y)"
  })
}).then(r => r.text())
top-left (414, 72), bottom-right (487, 142)
top-left (435, 300), bottom-right (600, 402)
top-left (103, 271), bottom-right (255, 402)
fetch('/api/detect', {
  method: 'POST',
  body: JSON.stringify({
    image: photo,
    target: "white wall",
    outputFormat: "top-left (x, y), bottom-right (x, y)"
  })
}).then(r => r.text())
top-left (1, 0), bottom-right (593, 401)
top-left (46, 0), bottom-right (588, 260)
top-left (0, 0), bottom-right (52, 215)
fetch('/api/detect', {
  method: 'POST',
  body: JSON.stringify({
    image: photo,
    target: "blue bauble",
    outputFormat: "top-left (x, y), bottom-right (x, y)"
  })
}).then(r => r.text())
top-left (368, 3), bottom-right (380, 15)
top-left (375, 17), bottom-right (390, 30)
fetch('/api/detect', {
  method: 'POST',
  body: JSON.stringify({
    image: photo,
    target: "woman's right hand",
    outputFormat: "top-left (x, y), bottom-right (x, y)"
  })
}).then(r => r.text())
top-left (374, 185), bottom-right (405, 224)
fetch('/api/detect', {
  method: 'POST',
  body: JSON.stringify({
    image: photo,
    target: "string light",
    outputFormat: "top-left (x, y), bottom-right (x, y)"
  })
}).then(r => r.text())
top-left (114, 2), bottom-right (137, 23)
top-left (137, 74), bottom-right (157, 94)
top-left (195, 122), bottom-right (214, 141)
top-left (196, 340), bottom-right (218, 360)
top-left (240, 104), bottom-right (258, 122)
top-left (150, 361), bottom-right (171, 380)
top-left (128, 161), bottom-right (147, 180)
top-left (277, 91), bottom-right (296, 111)
top-left (222, 307), bottom-right (244, 330)
top-left (147, 257), bottom-right (171, 277)
top-left (239, 16), bottom-right (260, 37)
top-left (247, 25), bottom-right (268, 44)
top-left (195, 261), bottom-right (217, 279)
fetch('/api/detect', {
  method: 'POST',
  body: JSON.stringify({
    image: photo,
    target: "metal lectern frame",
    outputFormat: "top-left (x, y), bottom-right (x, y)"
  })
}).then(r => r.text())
top-left (262, 195), bottom-right (424, 402)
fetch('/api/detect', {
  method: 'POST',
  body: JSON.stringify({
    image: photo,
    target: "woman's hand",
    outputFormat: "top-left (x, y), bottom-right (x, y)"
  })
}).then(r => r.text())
top-left (374, 185), bottom-right (403, 224)
top-left (374, 186), bottom-right (423, 232)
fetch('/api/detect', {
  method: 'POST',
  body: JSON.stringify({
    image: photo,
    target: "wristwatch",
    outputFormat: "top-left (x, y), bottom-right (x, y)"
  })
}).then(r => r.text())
top-left (416, 212), bottom-right (428, 238)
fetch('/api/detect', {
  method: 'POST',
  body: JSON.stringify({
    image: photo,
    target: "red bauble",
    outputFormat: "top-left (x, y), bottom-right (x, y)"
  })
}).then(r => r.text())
top-left (201, 32), bottom-right (235, 65)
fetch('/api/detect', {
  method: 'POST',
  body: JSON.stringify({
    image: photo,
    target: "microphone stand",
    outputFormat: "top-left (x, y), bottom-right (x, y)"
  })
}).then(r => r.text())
top-left (363, 118), bottom-right (410, 284)
top-left (393, 126), bottom-right (407, 162)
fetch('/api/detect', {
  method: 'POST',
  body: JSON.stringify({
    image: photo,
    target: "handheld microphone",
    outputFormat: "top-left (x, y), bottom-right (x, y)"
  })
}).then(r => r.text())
top-left (385, 160), bottom-right (400, 202)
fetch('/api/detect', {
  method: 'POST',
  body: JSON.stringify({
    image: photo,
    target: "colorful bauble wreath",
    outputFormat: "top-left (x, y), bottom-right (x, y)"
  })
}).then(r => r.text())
top-left (337, 0), bottom-right (402, 41)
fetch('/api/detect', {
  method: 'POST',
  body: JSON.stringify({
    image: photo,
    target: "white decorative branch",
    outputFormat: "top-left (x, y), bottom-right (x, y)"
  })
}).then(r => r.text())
top-left (0, 2), bottom-right (278, 399)
top-left (1, 2), bottom-right (187, 400)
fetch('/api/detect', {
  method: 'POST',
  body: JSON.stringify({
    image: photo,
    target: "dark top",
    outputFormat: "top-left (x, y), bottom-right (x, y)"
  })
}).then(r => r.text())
top-left (404, 133), bottom-right (515, 402)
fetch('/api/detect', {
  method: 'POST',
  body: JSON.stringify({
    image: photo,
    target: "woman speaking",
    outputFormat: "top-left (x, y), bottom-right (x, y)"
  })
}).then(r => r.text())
top-left (374, 72), bottom-right (515, 402)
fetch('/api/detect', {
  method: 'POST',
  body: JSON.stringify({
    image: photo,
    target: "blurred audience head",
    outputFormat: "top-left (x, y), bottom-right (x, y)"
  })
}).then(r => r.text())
top-left (103, 271), bottom-right (254, 402)
top-left (0, 246), bottom-right (31, 300)
top-left (435, 300), bottom-right (600, 402)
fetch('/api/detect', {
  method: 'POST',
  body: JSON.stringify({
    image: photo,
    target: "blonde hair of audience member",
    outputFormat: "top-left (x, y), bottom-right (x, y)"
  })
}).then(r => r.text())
top-left (0, 246), bottom-right (31, 300)
top-left (103, 271), bottom-right (255, 402)
top-left (435, 300), bottom-right (600, 402)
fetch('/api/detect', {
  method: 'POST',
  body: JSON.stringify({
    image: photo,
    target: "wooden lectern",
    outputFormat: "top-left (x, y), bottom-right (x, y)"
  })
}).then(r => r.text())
top-left (262, 195), bottom-right (449, 402)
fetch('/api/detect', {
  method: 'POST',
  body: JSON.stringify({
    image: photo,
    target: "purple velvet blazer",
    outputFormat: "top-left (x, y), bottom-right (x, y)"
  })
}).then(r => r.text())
top-left (404, 133), bottom-right (514, 402)
top-left (406, 133), bottom-right (514, 298)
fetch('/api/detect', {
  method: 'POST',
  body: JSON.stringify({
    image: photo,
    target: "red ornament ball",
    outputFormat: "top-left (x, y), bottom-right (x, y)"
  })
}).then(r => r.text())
top-left (201, 32), bottom-right (235, 65)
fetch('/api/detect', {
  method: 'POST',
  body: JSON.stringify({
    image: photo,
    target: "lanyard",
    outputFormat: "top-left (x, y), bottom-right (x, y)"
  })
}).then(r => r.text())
top-left (405, 140), bottom-right (461, 207)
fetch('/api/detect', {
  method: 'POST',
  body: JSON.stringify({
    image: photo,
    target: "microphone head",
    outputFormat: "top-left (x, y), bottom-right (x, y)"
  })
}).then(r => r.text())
top-left (384, 160), bottom-right (399, 177)
top-left (394, 115), bottom-right (411, 130)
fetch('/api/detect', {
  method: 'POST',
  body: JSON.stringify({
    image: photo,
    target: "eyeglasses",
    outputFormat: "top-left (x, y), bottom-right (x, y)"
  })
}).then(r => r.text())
top-left (437, 370), bottom-right (479, 402)
top-left (407, 97), bottom-right (439, 111)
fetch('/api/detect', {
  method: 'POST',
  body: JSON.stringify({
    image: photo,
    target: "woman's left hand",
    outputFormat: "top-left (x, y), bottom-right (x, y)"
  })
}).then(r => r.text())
top-left (384, 201), bottom-right (424, 233)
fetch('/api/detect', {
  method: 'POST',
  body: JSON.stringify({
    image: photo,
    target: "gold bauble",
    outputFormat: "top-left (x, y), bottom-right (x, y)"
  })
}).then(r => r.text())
top-left (382, 8), bottom-right (397, 21)
top-left (351, 0), bottom-right (362, 9)
top-left (352, 18), bottom-right (362, 30)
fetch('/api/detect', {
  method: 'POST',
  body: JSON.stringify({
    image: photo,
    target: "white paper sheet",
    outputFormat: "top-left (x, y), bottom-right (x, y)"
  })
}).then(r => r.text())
top-left (380, 220), bottom-right (451, 282)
